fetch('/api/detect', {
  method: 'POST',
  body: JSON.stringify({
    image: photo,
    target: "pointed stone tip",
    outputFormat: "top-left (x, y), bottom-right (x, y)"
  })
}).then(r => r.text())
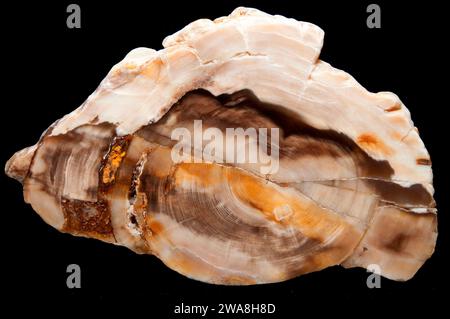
top-left (5, 144), bottom-right (37, 183)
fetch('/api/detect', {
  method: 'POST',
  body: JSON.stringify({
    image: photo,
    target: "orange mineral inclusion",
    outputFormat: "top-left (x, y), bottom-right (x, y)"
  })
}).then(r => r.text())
top-left (102, 144), bottom-right (127, 184)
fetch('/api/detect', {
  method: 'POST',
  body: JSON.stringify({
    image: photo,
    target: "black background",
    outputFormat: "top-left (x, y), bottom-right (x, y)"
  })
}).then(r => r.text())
top-left (2, 0), bottom-right (448, 316)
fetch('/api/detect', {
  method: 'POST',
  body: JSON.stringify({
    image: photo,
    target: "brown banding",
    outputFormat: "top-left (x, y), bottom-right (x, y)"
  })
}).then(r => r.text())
top-left (138, 89), bottom-right (395, 180)
top-left (4, 7), bottom-right (436, 285)
top-left (7, 89), bottom-right (435, 284)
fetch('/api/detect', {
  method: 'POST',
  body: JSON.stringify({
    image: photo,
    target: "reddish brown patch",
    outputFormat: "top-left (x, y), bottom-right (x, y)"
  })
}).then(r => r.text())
top-left (357, 133), bottom-right (392, 156)
top-left (385, 102), bottom-right (401, 112)
top-left (416, 158), bottom-right (432, 166)
top-left (148, 220), bottom-right (164, 236)
top-left (61, 198), bottom-right (113, 241)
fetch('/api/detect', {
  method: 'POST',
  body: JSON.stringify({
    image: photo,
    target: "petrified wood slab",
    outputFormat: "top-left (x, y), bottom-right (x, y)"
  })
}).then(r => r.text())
top-left (5, 7), bottom-right (436, 284)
